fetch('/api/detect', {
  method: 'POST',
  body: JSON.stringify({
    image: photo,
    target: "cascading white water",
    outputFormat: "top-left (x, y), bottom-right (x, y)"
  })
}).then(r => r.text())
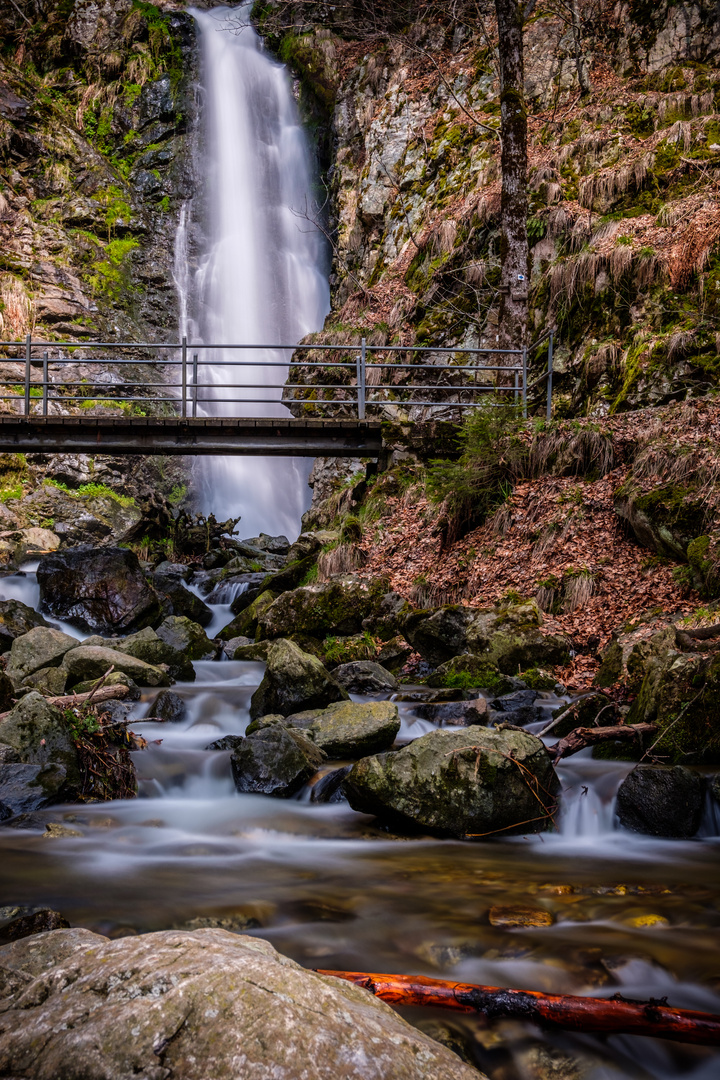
top-left (186, 4), bottom-right (330, 539)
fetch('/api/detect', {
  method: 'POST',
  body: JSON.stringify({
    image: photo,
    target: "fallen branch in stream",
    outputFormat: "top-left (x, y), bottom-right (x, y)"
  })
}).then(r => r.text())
top-left (0, 683), bottom-right (128, 722)
top-left (547, 722), bottom-right (657, 761)
top-left (314, 971), bottom-right (720, 1046)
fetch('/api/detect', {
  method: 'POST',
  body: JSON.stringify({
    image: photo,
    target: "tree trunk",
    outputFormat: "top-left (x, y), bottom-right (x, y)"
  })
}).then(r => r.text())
top-left (495, 0), bottom-right (529, 367)
top-left (570, 0), bottom-right (591, 96)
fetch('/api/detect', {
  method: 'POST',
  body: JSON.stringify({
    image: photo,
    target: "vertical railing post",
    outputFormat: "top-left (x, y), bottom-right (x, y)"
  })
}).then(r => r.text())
top-left (521, 346), bottom-right (527, 418)
top-left (546, 330), bottom-right (554, 424)
top-left (192, 353), bottom-right (198, 418)
top-left (24, 333), bottom-right (31, 417)
top-left (357, 336), bottom-right (366, 420)
top-left (181, 335), bottom-right (187, 419)
top-left (514, 370), bottom-right (519, 403)
top-left (42, 351), bottom-right (48, 417)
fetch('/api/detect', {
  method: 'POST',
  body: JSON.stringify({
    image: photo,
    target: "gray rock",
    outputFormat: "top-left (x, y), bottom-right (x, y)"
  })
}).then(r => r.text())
top-left (256, 576), bottom-right (391, 641)
top-left (245, 713), bottom-right (285, 735)
top-left (6, 626), bottom-right (77, 684)
top-left (62, 646), bottom-right (170, 689)
top-left (0, 927), bottom-right (481, 1079)
top-left (0, 763), bottom-right (68, 815)
top-left (153, 565), bottom-right (212, 628)
top-left (249, 639), bottom-right (348, 720)
top-left (231, 725), bottom-right (326, 798)
top-left (0, 599), bottom-right (50, 651)
top-left (310, 765), bottom-right (352, 804)
top-left (0, 908), bottom-right (69, 945)
top-left (114, 626), bottom-right (195, 682)
top-left (403, 605), bottom-right (476, 667)
top-left (150, 690), bottom-right (187, 724)
top-left (244, 533), bottom-right (291, 555)
top-left (0, 692), bottom-right (79, 790)
top-left (156, 616), bottom-right (216, 661)
top-left (487, 689), bottom-right (542, 726)
top-left (616, 766), bottom-right (705, 837)
top-left (205, 735), bottom-right (244, 751)
top-left (332, 660), bottom-right (398, 694)
top-left (414, 699), bottom-right (488, 726)
top-left (285, 700), bottom-right (401, 758)
top-left (36, 546), bottom-right (161, 634)
top-left (343, 727), bottom-right (560, 837)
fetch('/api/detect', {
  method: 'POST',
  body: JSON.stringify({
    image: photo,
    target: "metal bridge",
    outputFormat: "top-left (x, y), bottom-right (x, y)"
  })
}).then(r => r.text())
top-left (0, 335), bottom-right (551, 456)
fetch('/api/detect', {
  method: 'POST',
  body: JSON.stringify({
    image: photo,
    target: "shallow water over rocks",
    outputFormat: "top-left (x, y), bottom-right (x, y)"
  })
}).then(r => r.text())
top-left (1, 604), bottom-right (719, 1079)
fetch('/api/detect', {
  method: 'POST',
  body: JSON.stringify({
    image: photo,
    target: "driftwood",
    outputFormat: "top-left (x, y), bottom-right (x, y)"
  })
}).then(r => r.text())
top-left (315, 970), bottom-right (720, 1046)
top-left (0, 684), bottom-right (128, 723)
top-left (548, 722), bottom-right (657, 761)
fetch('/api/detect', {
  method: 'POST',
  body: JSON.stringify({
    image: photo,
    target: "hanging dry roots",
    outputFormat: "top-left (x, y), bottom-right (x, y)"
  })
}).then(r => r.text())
top-left (314, 971), bottom-right (720, 1046)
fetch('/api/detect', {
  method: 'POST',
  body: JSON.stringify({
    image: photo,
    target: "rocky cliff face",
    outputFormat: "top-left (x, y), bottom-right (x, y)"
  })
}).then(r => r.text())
top-left (266, 1), bottom-right (720, 420)
top-left (1, 0), bottom-right (197, 344)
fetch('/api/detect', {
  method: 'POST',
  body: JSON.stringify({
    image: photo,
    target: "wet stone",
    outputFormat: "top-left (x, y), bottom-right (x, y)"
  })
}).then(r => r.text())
top-left (0, 908), bottom-right (69, 945)
top-left (616, 765), bottom-right (705, 838)
top-left (487, 905), bottom-right (554, 929)
top-left (414, 699), bottom-right (488, 726)
top-left (231, 725), bottom-right (326, 798)
top-left (150, 689), bottom-right (187, 724)
top-left (310, 765), bottom-right (352, 804)
top-left (205, 735), bottom-right (244, 752)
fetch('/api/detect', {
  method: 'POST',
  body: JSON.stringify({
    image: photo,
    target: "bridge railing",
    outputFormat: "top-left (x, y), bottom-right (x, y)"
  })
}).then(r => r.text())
top-left (0, 335), bottom-right (550, 421)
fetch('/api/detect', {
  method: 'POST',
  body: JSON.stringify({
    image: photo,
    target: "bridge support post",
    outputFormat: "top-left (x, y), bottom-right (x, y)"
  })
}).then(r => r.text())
top-left (42, 352), bottom-right (48, 417)
top-left (357, 337), bottom-right (366, 420)
top-left (181, 335), bottom-right (187, 419)
top-left (24, 334), bottom-right (31, 417)
top-left (522, 346), bottom-right (527, 419)
top-left (192, 353), bottom-right (198, 418)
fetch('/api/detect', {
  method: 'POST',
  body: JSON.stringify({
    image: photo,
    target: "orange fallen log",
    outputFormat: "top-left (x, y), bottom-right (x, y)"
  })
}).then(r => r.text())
top-left (315, 970), bottom-right (720, 1046)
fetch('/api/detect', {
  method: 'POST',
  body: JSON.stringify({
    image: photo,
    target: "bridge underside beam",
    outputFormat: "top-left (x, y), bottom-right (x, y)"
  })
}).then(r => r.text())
top-left (0, 418), bottom-right (384, 457)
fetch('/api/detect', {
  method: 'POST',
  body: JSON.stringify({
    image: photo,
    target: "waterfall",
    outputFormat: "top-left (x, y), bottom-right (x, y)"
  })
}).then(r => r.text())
top-left (186, 4), bottom-right (330, 539)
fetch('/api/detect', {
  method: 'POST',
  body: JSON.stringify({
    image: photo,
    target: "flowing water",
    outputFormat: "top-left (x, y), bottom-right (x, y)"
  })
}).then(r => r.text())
top-left (2, 6), bottom-right (720, 1076)
top-left (1, 566), bottom-right (719, 1078)
top-left (181, 4), bottom-right (330, 540)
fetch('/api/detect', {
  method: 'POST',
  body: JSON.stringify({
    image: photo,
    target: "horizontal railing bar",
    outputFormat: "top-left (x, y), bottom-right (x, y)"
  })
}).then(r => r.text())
top-left (0, 357), bottom-right (521, 371)
top-left (0, 340), bottom-right (523, 355)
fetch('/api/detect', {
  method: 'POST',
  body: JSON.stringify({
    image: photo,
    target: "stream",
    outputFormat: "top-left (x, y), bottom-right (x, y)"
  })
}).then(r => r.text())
top-left (1, 566), bottom-right (719, 1080)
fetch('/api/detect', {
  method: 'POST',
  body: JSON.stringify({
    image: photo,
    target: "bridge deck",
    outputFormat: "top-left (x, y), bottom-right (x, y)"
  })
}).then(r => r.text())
top-left (0, 417), bottom-right (384, 457)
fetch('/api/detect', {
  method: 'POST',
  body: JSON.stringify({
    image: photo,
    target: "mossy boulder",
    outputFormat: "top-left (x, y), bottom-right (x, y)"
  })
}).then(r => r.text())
top-left (155, 617), bottom-right (215, 661)
top-left (403, 606), bottom-right (476, 667)
top-left (627, 647), bottom-right (720, 763)
top-left (62, 646), bottom-right (170, 689)
top-left (343, 726), bottom-right (559, 837)
top-left (614, 481), bottom-right (707, 561)
top-left (0, 600), bottom-right (50, 652)
top-left (152, 565), bottom-right (213, 628)
top-left (0, 692), bottom-right (79, 795)
top-left (111, 626), bottom-right (195, 682)
top-left (231, 725), bottom-right (326, 798)
top-left (687, 533), bottom-right (720, 598)
top-left (616, 765), bottom-right (705, 837)
top-left (6, 627), bottom-right (78, 686)
top-left (331, 661), bottom-right (398, 694)
top-left (218, 592), bottom-right (278, 642)
top-left (256, 576), bottom-right (393, 641)
top-left (284, 700), bottom-right (400, 758)
top-left (22, 667), bottom-right (68, 696)
top-left (426, 654), bottom-right (517, 693)
top-left (249, 639), bottom-right (349, 720)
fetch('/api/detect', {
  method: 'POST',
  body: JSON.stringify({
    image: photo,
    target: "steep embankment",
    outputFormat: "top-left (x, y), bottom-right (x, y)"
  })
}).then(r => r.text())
top-left (0, 0), bottom-right (200, 547)
top-left (261, 0), bottom-right (720, 416)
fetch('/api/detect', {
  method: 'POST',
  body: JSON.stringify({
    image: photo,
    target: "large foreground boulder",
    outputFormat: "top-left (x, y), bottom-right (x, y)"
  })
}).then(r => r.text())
top-left (343, 726), bottom-right (559, 837)
top-left (231, 725), bottom-right (326, 798)
top-left (36, 546), bottom-right (161, 633)
top-left (249, 639), bottom-right (348, 720)
top-left (0, 928), bottom-right (480, 1080)
top-left (285, 700), bottom-right (401, 758)
top-left (616, 765), bottom-right (705, 837)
